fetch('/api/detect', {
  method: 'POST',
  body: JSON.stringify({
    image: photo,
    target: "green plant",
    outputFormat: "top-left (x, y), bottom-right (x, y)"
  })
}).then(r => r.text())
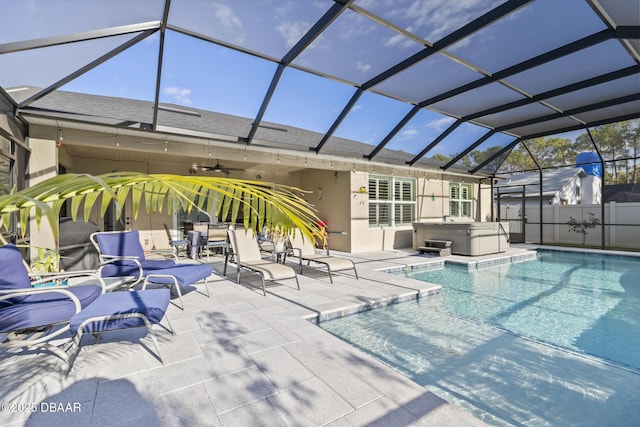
top-left (30, 247), bottom-right (61, 274)
top-left (0, 172), bottom-right (323, 243)
top-left (567, 213), bottom-right (601, 245)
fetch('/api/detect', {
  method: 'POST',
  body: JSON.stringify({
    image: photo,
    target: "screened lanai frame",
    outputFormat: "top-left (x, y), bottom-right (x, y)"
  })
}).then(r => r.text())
top-left (487, 123), bottom-right (640, 250)
top-left (0, 0), bottom-right (639, 247)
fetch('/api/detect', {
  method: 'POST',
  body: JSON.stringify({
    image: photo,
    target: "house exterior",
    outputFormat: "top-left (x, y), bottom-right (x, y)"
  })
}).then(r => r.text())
top-left (604, 184), bottom-right (640, 203)
top-left (495, 167), bottom-right (602, 208)
top-left (1, 89), bottom-right (494, 254)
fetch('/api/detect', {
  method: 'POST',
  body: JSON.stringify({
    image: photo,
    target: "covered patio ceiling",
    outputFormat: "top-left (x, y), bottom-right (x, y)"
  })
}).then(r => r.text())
top-left (1, 0), bottom-right (639, 176)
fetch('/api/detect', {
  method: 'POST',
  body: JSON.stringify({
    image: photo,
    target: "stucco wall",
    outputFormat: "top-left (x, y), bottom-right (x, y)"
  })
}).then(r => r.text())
top-left (35, 124), bottom-right (493, 254)
top-left (56, 139), bottom-right (306, 250)
top-left (299, 169), bottom-right (351, 252)
top-left (28, 138), bottom-right (58, 258)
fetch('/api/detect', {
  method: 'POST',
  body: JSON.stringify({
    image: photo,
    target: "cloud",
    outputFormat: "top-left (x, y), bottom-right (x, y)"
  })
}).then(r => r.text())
top-left (399, 127), bottom-right (419, 140)
top-left (212, 3), bottom-right (243, 29)
top-left (393, 0), bottom-right (503, 42)
top-left (210, 3), bottom-right (245, 45)
top-left (276, 21), bottom-right (311, 48)
top-left (163, 86), bottom-right (192, 105)
top-left (385, 32), bottom-right (407, 47)
top-left (426, 116), bottom-right (456, 131)
top-left (356, 61), bottom-right (371, 74)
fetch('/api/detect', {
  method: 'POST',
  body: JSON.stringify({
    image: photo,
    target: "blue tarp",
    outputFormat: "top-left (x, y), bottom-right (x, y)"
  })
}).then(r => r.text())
top-left (576, 152), bottom-right (602, 177)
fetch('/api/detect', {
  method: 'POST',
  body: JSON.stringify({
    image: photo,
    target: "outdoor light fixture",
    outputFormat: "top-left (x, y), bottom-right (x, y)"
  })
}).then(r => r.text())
top-left (56, 128), bottom-right (63, 146)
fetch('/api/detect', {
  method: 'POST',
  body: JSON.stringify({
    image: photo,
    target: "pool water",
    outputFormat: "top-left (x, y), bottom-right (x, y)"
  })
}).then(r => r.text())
top-left (320, 250), bottom-right (640, 426)
top-left (408, 250), bottom-right (640, 369)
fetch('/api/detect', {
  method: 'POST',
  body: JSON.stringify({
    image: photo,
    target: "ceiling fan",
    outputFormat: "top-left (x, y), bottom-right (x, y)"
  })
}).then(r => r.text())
top-left (189, 160), bottom-right (244, 175)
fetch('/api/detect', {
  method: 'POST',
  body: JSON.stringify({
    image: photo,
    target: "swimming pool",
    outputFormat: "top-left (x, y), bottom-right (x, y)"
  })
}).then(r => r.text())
top-left (320, 250), bottom-right (640, 426)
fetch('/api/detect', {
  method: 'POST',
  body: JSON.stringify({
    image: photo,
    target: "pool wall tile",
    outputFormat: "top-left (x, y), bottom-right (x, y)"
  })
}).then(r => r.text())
top-left (312, 289), bottom-right (437, 324)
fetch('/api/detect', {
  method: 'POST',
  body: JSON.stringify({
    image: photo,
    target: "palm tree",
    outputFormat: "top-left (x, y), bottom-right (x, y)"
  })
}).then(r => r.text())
top-left (0, 172), bottom-right (324, 243)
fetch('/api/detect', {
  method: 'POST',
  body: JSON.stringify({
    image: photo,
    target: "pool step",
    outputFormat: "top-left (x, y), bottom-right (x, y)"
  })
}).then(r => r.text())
top-left (418, 239), bottom-right (453, 256)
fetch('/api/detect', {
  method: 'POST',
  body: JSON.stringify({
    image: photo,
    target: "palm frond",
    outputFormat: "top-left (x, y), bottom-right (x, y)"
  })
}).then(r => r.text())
top-left (0, 172), bottom-right (323, 242)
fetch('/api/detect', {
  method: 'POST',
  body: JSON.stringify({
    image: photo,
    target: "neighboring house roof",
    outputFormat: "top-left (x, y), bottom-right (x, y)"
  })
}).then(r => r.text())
top-left (495, 168), bottom-right (587, 198)
top-left (604, 184), bottom-right (640, 202)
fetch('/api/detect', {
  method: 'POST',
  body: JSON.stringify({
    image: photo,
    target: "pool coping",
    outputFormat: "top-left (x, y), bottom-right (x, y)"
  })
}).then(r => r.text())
top-left (307, 249), bottom-right (542, 325)
top-left (306, 286), bottom-right (441, 324)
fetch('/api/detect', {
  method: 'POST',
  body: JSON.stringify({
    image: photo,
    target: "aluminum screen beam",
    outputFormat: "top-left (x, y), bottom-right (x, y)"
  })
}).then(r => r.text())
top-left (416, 29), bottom-right (613, 109)
top-left (441, 130), bottom-right (497, 171)
top-left (364, 105), bottom-right (421, 160)
top-left (246, 1), bottom-right (352, 145)
top-left (315, 0), bottom-right (531, 154)
top-left (495, 93), bottom-right (640, 133)
top-left (462, 65), bottom-right (640, 122)
top-left (0, 22), bottom-right (161, 55)
top-left (18, 30), bottom-right (157, 108)
top-left (151, 0), bottom-right (172, 131)
top-left (407, 119), bottom-right (462, 166)
top-left (520, 112), bottom-right (640, 140)
top-left (470, 139), bottom-right (521, 174)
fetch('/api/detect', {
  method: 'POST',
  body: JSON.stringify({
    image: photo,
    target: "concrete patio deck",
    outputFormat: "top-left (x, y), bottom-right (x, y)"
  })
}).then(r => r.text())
top-left (0, 249), bottom-right (499, 427)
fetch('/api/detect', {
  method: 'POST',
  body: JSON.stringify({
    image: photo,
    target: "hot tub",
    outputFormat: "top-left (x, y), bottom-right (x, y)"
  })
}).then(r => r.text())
top-left (413, 222), bottom-right (510, 256)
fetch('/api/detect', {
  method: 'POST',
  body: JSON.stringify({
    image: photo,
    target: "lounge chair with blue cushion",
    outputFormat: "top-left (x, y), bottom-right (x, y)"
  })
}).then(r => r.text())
top-left (91, 230), bottom-right (213, 309)
top-left (0, 244), bottom-right (172, 372)
top-left (91, 230), bottom-right (177, 281)
top-left (67, 287), bottom-right (172, 369)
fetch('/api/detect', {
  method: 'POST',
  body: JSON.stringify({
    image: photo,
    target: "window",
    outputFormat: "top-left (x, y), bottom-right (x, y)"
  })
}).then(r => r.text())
top-left (369, 175), bottom-right (415, 226)
top-left (449, 183), bottom-right (472, 218)
top-left (0, 153), bottom-right (10, 197)
top-left (0, 133), bottom-right (21, 243)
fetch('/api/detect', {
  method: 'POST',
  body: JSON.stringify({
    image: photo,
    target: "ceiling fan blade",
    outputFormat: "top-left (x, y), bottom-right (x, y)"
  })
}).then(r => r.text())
top-left (189, 160), bottom-right (244, 174)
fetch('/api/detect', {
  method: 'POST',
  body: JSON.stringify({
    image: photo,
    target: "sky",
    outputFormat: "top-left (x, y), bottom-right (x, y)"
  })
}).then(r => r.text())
top-left (0, 0), bottom-right (633, 169)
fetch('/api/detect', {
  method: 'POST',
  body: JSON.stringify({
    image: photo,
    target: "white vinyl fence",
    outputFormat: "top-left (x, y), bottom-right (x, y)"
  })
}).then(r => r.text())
top-left (521, 202), bottom-right (640, 249)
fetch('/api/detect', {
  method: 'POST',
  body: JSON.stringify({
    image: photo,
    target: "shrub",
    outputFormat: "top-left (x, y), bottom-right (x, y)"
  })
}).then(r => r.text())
top-left (567, 213), bottom-right (601, 245)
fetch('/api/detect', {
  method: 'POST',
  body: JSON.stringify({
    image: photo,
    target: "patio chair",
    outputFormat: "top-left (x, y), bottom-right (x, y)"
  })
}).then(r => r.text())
top-left (163, 223), bottom-right (188, 258)
top-left (0, 244), bottom-right (172, 372)
top-left (91, 230), bottom-right (176, 278)
top-left (289, 230), bottom-right (358, 283)
top-left (193, 222), bottom-right (228, 261)
top-left (91, 230), bottom-right (213, 309)
top-left (224, 228), bottom-right (299, 296)
top-left (207, 224), bottom-right (229, 256)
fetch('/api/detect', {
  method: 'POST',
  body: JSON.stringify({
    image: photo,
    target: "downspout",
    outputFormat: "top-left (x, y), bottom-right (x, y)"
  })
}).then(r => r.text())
top-left (587, 128), bottom-right (605, 249)
top-left (490, 176), bottom-right (495, 221)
